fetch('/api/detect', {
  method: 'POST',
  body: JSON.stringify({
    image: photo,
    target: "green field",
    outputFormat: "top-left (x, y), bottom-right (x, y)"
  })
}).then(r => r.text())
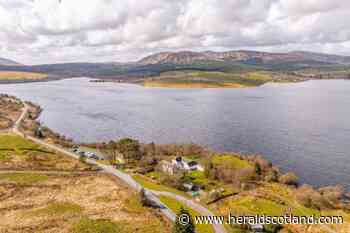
top-left (211, 154), bottom-right (252, 169)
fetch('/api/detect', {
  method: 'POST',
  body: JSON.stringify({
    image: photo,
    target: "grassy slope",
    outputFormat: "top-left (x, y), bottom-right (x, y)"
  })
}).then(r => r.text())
top-left (143, 71), bottom-right (274, 88)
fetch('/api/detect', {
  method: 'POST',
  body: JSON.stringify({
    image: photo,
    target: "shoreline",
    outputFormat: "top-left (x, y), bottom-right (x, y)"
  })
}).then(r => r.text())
top-left (2, 95), bottom-right (350, 233)
top-left (12, 96), bottom-right (349, 192)
top-left (1, 74), bottom-right (350, 90)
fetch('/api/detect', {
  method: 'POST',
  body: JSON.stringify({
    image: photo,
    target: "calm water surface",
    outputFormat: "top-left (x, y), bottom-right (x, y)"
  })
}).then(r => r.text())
top-left (1, 78), bottom-right (349, 189)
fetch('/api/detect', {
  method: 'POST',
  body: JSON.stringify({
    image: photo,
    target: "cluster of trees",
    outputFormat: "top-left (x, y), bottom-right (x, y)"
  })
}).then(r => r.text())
top-left (96, 139), bottom-right (208, 168)
top-left (100, 138), bottom-right (143, 166)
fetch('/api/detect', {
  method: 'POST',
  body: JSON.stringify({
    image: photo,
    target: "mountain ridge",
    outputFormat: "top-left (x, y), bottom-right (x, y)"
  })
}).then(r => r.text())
top-left (138, 50), bottom-right (350, 65)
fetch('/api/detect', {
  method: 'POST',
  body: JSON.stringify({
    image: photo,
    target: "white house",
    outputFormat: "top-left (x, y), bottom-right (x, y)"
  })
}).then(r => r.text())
top-left (172, 157), bottom-right (204, 172)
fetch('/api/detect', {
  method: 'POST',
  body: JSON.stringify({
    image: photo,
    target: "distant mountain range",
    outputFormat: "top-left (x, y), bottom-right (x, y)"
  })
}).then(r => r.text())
top-left (0, 57), bottom-right (21, 66)
top-left (1, 50), bottom-right (350, 81)
top-left (138, 50), bottom-right (350, 65)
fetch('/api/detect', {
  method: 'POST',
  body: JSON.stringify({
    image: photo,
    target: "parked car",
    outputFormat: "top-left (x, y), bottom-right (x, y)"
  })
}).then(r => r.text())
top-left (78, 151), bottom-right (86, 157)
top-left (90, 154), bottom-right (100, 160)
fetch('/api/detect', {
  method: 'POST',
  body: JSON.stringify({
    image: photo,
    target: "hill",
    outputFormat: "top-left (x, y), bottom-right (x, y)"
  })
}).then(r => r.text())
top-left (1, 50), bottom-right (350, 83)
top-left (0, 57), bottom-right (21, 66)
top-left (138, 50), bottom-right (350, 66)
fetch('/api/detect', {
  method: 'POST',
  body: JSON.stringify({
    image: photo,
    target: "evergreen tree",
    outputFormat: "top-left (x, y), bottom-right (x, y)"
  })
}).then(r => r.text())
top-left (255, 162), bottom-right (262, 176)
top-left (173, 207), bottom-right (195, 233)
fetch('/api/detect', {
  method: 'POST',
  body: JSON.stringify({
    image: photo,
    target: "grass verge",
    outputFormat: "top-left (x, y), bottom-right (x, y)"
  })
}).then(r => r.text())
top-left (133, 174), bottom-right (187, 196)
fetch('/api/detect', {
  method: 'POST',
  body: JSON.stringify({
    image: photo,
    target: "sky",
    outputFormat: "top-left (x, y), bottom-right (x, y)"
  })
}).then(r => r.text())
top-left (1, 0), bottom-right (350, 65)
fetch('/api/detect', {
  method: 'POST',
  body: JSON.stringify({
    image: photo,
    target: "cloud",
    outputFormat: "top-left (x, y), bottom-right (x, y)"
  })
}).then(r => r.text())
top-left (0, 0), bottom-right (350, 64)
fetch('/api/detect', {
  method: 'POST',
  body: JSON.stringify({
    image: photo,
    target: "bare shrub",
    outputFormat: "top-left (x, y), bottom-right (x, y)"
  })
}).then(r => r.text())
top-left (296, 185), bottom-right (332, 210)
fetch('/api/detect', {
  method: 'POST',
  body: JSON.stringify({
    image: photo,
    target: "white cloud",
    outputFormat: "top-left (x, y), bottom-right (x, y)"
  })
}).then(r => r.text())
top-left (0, 0), bottom-right (350, 64)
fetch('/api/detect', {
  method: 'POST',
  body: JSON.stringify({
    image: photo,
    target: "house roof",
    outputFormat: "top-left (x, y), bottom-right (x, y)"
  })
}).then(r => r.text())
top-left (188, 161), bottom-right (198, 166)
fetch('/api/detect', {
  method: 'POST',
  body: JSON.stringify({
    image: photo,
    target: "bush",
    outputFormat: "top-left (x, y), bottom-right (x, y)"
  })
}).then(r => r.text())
top-left (279, 172), bottom-right (299, 186)
top-left (173, 207), bottom-right (195, 233)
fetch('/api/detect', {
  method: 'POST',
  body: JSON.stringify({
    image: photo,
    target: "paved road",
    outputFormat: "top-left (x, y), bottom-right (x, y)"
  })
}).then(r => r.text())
top-left (11, 103), bottom-right (229, 233)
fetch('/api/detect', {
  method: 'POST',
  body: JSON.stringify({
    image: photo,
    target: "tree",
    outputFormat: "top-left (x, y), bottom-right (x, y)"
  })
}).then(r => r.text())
top-left (116, 138), bottom-right (142, 164)
top-left (204, 160), bottom-right (214, 179)
top-left (100, 141), bottom-right (119, 164)
top-left (173, 207), bottom-right (195, 233)
top-left (34, 126), bottom-right (44, 139)
top-left (265, 170), bottom-right (279, 182)
top-left (139, 188), bottom-right (149, 206)
top-left (254, 162), bottom-right (262, 176)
